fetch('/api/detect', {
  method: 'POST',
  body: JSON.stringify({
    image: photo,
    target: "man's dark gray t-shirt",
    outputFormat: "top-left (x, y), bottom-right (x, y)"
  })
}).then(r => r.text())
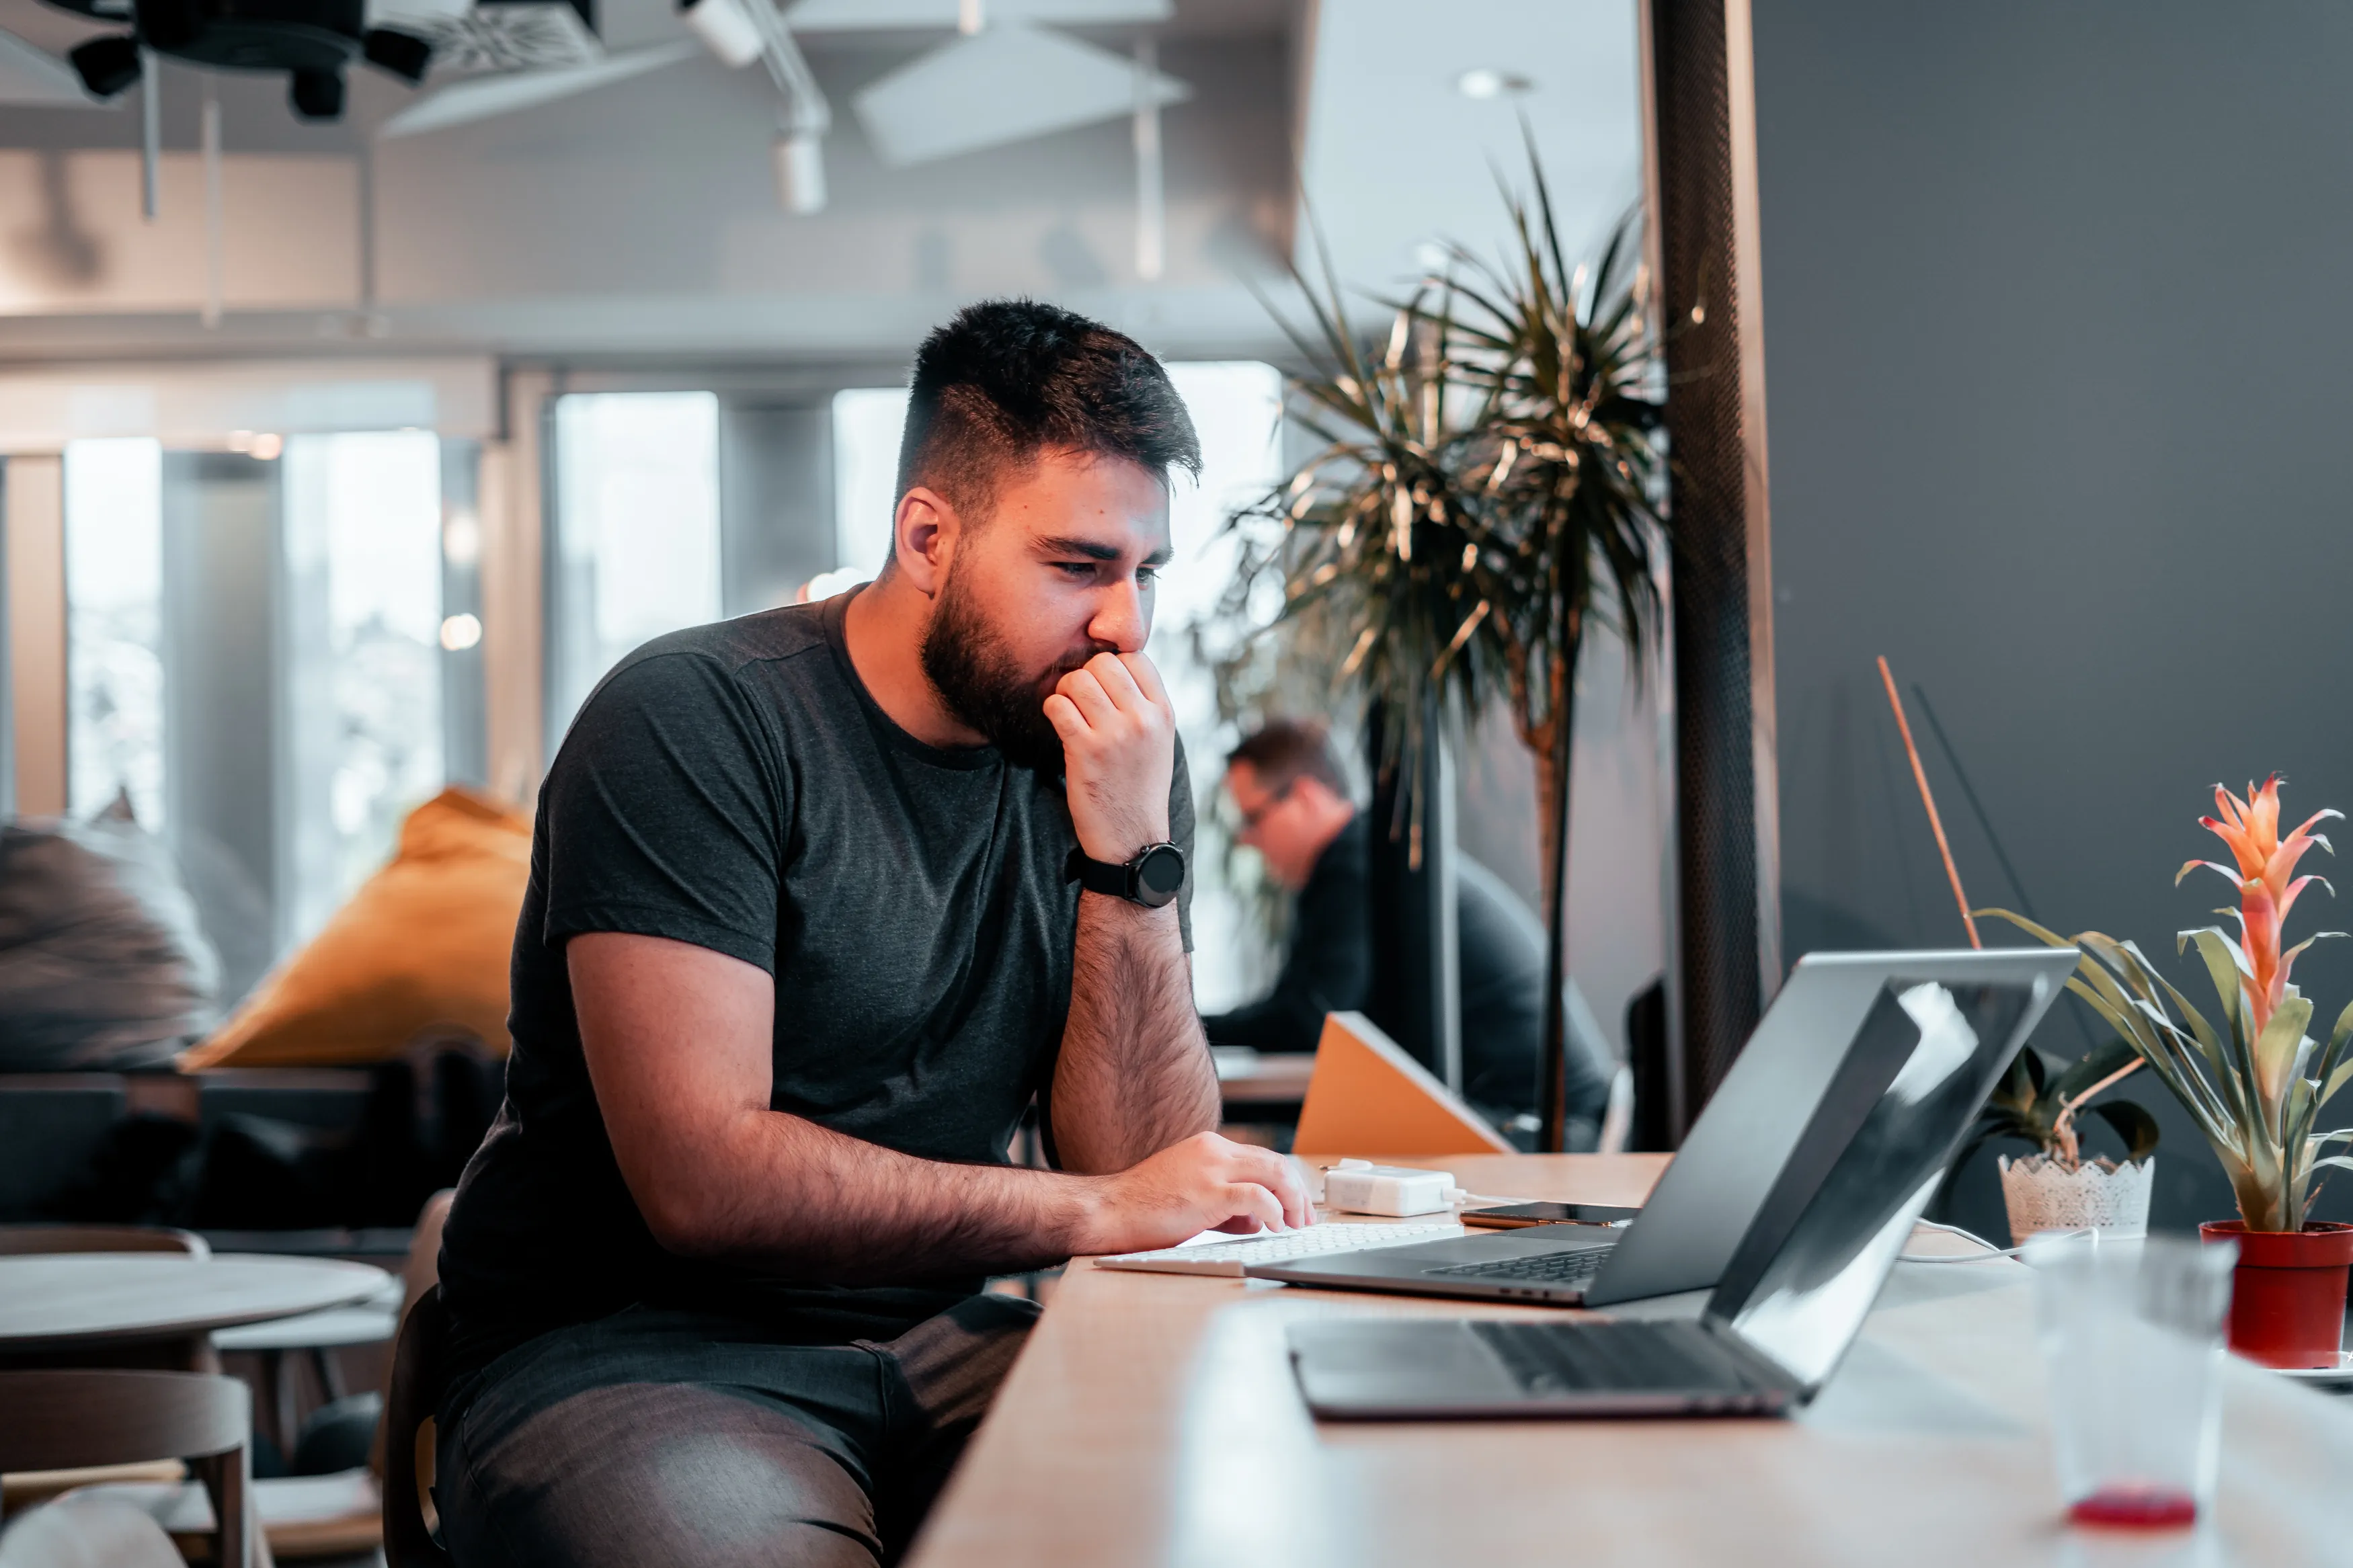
top-left (438, 591), bottom-right (1193, 1378)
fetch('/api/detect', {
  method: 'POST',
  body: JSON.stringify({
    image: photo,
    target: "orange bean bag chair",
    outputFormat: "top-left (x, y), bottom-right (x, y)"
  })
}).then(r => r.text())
top-left (179, 787), bottom-right (530, 1069)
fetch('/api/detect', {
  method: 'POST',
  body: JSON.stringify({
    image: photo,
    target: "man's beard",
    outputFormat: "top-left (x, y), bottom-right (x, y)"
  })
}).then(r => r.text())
top-left (920, 569), bottom-right (1096, 774)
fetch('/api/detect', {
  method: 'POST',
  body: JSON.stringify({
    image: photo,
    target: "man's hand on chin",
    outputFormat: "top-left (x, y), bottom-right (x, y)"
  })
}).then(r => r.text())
top-left (1044, 650), bottom-right (1176, 864)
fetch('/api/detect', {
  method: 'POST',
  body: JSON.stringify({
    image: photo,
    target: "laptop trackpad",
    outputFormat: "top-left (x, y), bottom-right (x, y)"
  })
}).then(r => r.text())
top-left (1289, 1320), bottom-right (1521, 1407)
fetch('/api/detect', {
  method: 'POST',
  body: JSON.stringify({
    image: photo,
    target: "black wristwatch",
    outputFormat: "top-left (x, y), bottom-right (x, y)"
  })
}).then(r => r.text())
top-left (1065, 841), bottom-right (1187, 909)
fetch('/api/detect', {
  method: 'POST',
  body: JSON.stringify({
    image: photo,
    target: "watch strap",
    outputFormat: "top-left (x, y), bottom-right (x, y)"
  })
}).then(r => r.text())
top-left (1064, 845), bottom-right (1131, 900)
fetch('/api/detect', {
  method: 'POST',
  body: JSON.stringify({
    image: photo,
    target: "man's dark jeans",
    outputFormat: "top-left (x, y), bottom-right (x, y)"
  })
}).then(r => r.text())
top-left (437, 1293), bottom-right (1040, 1568)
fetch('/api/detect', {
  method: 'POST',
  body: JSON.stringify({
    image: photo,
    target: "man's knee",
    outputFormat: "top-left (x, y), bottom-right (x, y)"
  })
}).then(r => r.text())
top-left (442, 1380), bottom-right (881, 1568)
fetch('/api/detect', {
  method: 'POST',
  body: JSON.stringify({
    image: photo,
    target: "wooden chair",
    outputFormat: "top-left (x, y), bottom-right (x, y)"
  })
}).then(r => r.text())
top-left (0, 1370), bottom-right (255, 1568)
top-left (0, 1225), bottom-right (209, 1259)
top-left (1291, 1012), bottom-right (1515, 1159)
top-left (65, 1191), bottom-right (454, 1564)
top-left (381, 1286), bottom-right (452, 1568)
top-left (0, 1227), bottom-right (212, 1516)
top-left (0, 1491), bottom-right (185, 1568)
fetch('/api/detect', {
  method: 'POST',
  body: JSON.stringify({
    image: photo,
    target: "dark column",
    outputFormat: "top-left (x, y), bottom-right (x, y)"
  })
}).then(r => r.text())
top-left (1363, 703), bottom-right (1460, 1090)
top-left (1647, 0), bottom-right (1782, 1134)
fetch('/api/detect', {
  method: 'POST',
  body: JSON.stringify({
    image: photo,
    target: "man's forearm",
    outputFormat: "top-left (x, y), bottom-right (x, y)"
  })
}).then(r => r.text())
top-left (1047, 892), bottom-right (1221, 1173)
top-left (659, 1109), bottom-right (1109, 1281)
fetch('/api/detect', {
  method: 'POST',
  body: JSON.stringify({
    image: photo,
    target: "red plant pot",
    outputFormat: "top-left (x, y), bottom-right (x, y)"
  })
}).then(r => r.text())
top-left (2199, 1221), bottom-right (2353, 1369)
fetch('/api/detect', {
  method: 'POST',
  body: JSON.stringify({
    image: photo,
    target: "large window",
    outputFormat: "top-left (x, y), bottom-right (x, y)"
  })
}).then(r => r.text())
top-left (280, 431), bottom-right (447, 944)
top-left (1155, 362), bottom-right (1286, 1012)
top-left (546, 392), bottom-right (723, 746)
top-left (61, 430), bottom-right (475, 993)
top-left (831, 387), bottom-right (910, 586)
top-left (63, 438), bottom-right (167, 829)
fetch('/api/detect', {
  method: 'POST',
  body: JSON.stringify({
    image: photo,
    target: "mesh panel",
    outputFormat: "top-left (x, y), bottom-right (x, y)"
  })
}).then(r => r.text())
top-left (1653, 0), bottom-right (1763, 1127)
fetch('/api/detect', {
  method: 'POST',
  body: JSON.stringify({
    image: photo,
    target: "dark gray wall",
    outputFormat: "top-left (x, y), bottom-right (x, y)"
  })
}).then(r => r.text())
top-left (1753, 2), bottom-right (2353, 1233)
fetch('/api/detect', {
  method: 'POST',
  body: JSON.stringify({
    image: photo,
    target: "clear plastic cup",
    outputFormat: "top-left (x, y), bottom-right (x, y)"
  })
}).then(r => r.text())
top-left (2027, 1231), bottom-right (2237, 1529)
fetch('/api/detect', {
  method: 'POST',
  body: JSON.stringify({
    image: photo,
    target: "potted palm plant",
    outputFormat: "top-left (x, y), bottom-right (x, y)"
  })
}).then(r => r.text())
top-left (1989, 776), bottom-right (2353, 1368)
top-left (1958, 1036), bottom-right (2158, 1243)
top-left (1212, 152), bottom-right (1667, 1151)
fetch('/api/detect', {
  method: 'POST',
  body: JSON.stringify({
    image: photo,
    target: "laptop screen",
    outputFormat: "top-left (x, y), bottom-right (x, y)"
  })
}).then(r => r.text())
top-left (1702, 977), bottom-right (2041, 1394)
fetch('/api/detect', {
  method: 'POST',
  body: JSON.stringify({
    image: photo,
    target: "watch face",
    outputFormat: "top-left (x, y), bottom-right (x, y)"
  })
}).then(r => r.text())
top-left (1135, 843), bottom-right (1185, 905)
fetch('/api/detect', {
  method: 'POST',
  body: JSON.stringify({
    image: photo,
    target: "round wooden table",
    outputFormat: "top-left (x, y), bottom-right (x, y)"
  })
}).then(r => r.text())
top-left (0, 1254), bottom-right (391, 1368)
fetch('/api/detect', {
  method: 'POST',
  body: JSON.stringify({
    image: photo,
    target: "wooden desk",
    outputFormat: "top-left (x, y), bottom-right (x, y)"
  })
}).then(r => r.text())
top-left (912, 1155), bottom-right (2353, 1567)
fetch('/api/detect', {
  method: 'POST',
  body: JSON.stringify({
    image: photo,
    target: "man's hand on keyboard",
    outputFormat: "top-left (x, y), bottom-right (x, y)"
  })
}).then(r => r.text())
top-left (1080, 1131), bottom-right (1314, 1254)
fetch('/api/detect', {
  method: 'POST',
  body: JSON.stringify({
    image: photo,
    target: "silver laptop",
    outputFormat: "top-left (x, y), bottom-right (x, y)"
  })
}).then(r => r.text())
top-left (1248, 948), bottom-right (2073, 1307)
top-left (1286, 968), bottom-right (2046, 1417)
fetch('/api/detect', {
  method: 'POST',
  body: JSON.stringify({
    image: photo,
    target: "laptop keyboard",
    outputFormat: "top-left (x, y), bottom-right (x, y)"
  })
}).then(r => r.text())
top-left (1469, 1320), bottom-right (1768, 1395)
top-left (1424, 1245), bottom-right (1613, 1288)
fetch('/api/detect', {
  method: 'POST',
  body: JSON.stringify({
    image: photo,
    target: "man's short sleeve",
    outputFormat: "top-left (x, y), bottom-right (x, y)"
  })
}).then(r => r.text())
top-left (1170, 733), bottom-right (1195, 954)
top-left (539, 653), bottom-right (784, 974)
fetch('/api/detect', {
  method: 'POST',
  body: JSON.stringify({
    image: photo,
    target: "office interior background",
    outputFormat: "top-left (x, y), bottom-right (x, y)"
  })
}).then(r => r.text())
top-left (0, 0), bottom-right (2350, 1272)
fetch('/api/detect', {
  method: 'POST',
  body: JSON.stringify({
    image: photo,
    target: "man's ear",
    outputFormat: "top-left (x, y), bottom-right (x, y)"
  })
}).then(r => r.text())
top-left (893, 487), bottom-right (959, 597)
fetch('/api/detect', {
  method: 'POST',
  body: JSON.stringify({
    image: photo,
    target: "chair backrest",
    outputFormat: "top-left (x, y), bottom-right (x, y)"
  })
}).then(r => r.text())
top-left (379, 1188), bottom-right (454, 1568)
top-left (1595, 1065), bottom-right (1636, 1157)
top-left (0, 1491), bottom-right (185, 1568)
top-left (400, 1190), bottom-right (454, 1322)
top-left (0, 1371), bottom-right (251, 1568)
top-left (0, 1225), bottom-right (208, 1259)
top-left (1291, 1012), bottom-right (1515, 1158)
top-left (381, 1288), bottom-right (452, 1568)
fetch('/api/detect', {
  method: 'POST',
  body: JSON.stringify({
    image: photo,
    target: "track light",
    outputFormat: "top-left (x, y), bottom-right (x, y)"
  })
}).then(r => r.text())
top-left (362, 28), bottom-right (433, 85)
top-left (774, 127), bottom-right (826, 214)
top-left (68, 36), bottom-right (141, 99)
top-left (290, 67), bottom-right (344, 120)
top-left (680, 0), bottom-right (764, 69)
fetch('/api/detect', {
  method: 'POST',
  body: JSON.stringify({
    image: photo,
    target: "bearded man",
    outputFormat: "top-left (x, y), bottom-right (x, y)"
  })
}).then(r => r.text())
top-left (432, 301), bottom-right (1310, 1568)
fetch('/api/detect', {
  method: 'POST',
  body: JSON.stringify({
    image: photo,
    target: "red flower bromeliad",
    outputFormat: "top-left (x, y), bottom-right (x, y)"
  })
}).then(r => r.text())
top-left (1990, 776), bottom-right (2353, 1233)
top-left (2179, 778), bottom-right (2342, 1112)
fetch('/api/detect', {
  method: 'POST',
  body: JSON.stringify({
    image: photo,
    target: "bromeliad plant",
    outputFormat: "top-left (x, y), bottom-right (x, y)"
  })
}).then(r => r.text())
top-left (1987, 776), bottom-right (2353, 1233)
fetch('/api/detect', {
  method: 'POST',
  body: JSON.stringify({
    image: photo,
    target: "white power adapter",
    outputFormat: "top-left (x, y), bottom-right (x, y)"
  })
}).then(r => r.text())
top-left (1322, 1159), bottom-right (1455, 1217)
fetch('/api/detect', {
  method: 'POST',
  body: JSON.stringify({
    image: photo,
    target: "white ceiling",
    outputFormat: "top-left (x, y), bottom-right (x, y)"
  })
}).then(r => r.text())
top-left (1298, 0), bottom-right (1642, 298)
top-left (0, 0), bottom-right (1647, 363)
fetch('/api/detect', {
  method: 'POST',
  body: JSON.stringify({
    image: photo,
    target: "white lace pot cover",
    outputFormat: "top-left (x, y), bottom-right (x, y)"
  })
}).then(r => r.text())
top-left (1999, 1154), bottom-right (2154, 1245)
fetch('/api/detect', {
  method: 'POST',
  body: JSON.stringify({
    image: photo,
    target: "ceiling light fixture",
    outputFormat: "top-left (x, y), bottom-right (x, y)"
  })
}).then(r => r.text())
top-left (1456, 67), bottom-right (1532, 100)
top-left (774, 128), bottom-right (827, 214)
top-left (680, 0), bottom-right (765, 68)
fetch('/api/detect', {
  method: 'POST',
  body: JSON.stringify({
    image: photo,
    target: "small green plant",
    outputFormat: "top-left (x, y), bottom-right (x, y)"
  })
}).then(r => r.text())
top-left (1959, 1036), bottom-right (2158, 1173)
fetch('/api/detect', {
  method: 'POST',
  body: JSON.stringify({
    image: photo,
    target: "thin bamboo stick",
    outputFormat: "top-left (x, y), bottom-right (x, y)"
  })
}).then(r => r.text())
top-left (1876, 655), bottom-right (1979, 950)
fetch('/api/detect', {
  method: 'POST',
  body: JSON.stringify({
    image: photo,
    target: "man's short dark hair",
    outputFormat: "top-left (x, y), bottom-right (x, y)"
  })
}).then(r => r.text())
top-left (894, 300), bottom-right (1203, 528)
top-left (1228, 720), bottom-right (1348, 797)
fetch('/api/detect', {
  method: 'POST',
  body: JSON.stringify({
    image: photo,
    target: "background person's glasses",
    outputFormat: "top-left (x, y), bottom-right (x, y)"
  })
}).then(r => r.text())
top-left (1235, 779), bottom-right (1295, 831)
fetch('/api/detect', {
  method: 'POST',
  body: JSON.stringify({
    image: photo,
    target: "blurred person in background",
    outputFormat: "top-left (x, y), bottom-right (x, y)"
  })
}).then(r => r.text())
top-left (1202, 720), bottom-right (1616, 1149)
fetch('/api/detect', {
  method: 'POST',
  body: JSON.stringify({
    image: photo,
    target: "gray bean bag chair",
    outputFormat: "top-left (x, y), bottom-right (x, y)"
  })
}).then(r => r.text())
top-left (0, 799), bottom-right (220, 1071)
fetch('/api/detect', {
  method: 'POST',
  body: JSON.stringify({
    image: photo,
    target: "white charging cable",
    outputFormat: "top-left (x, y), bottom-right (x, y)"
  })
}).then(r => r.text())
top-left (1897, 1218), bottom-right (2092, 1263)
top-left (1447, 1188), bottom-right (1521, 1208)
